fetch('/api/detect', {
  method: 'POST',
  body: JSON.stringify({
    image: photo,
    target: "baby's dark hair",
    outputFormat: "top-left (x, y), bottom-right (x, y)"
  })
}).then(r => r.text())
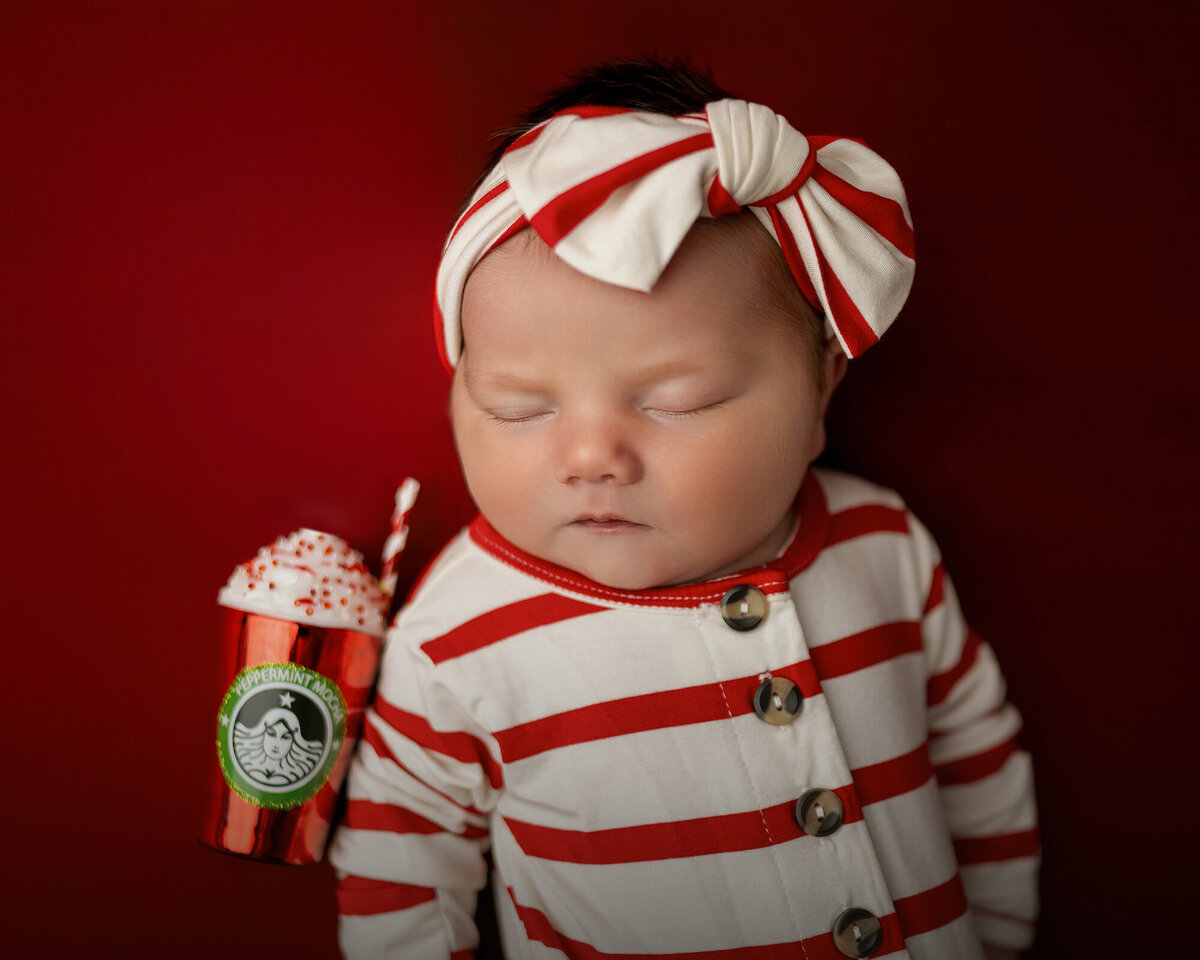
top-left (470, 59), bottom-right (733, 198)
top-left (465, 58), bottom-right (828, 384)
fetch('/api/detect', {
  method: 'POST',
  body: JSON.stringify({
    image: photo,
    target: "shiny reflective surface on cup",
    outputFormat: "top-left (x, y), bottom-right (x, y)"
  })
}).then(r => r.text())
top-left (200, 606), bottom-right (381, 864)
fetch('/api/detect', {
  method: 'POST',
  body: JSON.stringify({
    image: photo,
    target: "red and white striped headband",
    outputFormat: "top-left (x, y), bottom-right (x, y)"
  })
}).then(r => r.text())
top-left (434, 99), bottom-right (915, 369)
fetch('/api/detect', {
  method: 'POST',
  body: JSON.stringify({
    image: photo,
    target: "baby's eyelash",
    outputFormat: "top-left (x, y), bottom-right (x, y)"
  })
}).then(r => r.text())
top-left (648, 401), bottom-right (725, 421)
top-left (486, 411), bottom-right (550, 427)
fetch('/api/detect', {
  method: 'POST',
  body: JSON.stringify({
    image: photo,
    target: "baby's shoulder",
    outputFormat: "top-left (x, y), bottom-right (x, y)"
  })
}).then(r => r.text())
top-left (809, 466), bottom-right (943, 569)
top-left (810, 466), bottom-right (908, 514)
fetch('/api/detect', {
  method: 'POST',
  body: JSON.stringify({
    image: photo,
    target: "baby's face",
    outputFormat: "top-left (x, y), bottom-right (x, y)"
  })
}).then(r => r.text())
top-left (451, 228), bottom-right (842, 590)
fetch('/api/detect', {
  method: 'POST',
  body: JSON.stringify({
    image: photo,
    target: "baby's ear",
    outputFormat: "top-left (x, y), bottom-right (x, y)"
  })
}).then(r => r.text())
top-left (820, 338), bottom-right (849, 412)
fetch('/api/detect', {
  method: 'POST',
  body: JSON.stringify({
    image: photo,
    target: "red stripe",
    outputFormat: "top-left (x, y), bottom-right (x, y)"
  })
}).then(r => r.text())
top-left (495, 659), bottom-right (822, 763)
top-left (530, 133), bottom-right (712, 245)
top-left (336, 875), bottom-right (435, 916)
top-left (560, 104), bottom-right (637, 120)
top-left (766, 205), bottom-right (821, 313)
top-left (360, 721), bottom-right (485, 816)
top-left (508, 888), bottom-right (904, 960)
top-left (852, 741), bottom-right (934, 805)
top-left (827, 504), bottom-right (909, 546)
top-left (343, 798), bottom-right (488, 839)
top-left (449, 180), bottom-right (508, 244)
top-left (796, 200), bottom-right (879, 357)
top-left (503, 787), bottom-right (863, 865)
top-left (506, 124), bottom-right (546, 155)
top-left (934, 732), bottom-right (1020, 786)
top-left (421, 593), bottom-right (606, 664)
top-left (812, 166), bottom-right (916, 260)
top-left (810, 620), bottom-right (922, 680)
top-left (374, 696), bottom-right (504, 789)
top-left (706, 174), bottom-right (742, 216)
top-left (923, 562), bottom-right (945, 614)
top-left (926, 630), bottom-right (983, 707)
top-left (953, 828), bottom-right (1040, 865)
top-left (892, 874), bottom-right (969, 939)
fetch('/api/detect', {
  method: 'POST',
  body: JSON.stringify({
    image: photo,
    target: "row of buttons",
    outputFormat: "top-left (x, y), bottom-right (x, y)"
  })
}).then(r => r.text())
top-left (722, 585), bottom-right (883, 958)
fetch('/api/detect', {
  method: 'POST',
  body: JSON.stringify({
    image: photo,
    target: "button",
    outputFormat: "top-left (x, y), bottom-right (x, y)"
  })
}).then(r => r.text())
top-left (720, 585), bottom-right (767, 631)
top-left (832, 908), bottom-right (883, 957)
top-left (752, 677), bottom-right (802, 724)
top-left (795, 788), bottom-right (844, 836)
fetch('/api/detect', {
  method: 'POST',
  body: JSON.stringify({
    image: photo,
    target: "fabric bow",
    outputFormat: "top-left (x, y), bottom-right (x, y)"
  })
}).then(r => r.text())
top-left (434, 99), bottom-right (915, 368)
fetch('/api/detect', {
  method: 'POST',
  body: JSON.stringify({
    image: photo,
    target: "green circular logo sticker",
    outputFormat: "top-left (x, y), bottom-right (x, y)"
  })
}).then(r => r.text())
top-left (216, 662), bottom-right (347, 809)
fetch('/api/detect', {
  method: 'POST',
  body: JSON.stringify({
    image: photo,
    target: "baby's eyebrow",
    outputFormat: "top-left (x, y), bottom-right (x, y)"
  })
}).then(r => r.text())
top-left (463, 370), bottom-right (547, 391)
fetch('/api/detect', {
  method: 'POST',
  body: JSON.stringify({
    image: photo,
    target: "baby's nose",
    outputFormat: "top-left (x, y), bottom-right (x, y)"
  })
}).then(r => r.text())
top-left (555, 420), bottom-right (642, 485)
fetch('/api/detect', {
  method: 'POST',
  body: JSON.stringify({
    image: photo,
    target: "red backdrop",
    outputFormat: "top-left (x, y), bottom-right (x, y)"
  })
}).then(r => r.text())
top-left (4, 2), bottom-right (1196, 957)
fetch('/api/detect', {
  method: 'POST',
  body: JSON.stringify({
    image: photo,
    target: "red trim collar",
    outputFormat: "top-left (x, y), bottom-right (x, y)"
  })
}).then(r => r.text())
top-left (467, 472), bottom-right (832, 608)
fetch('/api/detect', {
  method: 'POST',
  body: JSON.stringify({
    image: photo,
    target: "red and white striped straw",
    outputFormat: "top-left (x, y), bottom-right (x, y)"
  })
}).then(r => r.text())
top-left (380, 478), bottom-right (419, 598)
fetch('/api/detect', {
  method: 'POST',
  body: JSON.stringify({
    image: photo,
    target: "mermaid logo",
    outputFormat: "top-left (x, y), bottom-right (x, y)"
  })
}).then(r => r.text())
top-left (216, 662), bottom-right (347, 809)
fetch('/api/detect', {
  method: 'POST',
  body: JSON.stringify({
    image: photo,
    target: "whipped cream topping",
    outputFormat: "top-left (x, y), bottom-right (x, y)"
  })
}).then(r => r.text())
top-left (218, 528), bottom-right (387, 636)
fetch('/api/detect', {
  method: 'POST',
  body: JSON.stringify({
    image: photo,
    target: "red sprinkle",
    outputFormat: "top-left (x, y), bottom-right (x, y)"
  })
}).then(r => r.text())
top-left (248, 582), bottom-right (255, 589)
top-left (322, 601), bottom-right (331, 609)
top-left (268, 583), bottom-right (275, 590)
top-left (305, 607), bottom-right (314, 615)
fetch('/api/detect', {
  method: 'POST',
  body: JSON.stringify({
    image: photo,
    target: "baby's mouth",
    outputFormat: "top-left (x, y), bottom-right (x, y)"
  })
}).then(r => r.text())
top-left (570, 514), bottom-right (647, 532)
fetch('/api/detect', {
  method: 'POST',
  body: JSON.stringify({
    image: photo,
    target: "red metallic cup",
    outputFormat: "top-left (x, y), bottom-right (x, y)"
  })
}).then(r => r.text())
top-left (200, 529), bottom-right (389, 864)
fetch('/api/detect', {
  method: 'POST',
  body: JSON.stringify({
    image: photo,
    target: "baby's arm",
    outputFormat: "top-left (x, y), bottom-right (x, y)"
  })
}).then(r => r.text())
top-left (915, 518), bottom-right (1040, 954)
top-left (329, 628), bottom-right (500, 959)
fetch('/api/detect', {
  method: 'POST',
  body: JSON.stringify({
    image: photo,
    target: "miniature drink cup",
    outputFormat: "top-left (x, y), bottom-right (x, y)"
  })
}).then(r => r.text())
top-left (201, 529), bottom-right (389, 864)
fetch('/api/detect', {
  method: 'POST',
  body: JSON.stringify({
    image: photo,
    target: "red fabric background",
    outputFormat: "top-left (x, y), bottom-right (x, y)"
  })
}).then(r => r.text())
top-left (3, 2), bottom-right (1196, 957)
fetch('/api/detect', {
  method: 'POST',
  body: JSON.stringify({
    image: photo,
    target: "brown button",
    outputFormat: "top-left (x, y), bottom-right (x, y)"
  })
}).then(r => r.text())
top-left (832, 908), bottom-right (883, 957)
top-left (752, 677), bottom-right (803, 724)
top-left (795, 788), bottom-right (844, 837)
top-left (720, 585), bottom-right (767, 631)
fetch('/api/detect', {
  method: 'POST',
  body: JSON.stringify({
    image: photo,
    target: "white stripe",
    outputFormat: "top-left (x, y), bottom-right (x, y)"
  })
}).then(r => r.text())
top-left (819, 656), bottom-right (929, 768)
top-left (929, 701), bottom-right (1022, 766)
top-left (938, 752), bottom-right (1038, 837)
top-left (494, 817), bottom-right (898, 953)
top-left (505, 110), bottom-right (709, 217)
top-left (496, 701), bottom-right (852, 830)
top-left (815, 137), bottom-right (913, 228)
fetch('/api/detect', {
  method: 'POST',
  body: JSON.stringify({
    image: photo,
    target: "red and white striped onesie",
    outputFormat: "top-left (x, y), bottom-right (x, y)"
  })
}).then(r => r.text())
top-left (329, 468), bottom-right (1039, 959)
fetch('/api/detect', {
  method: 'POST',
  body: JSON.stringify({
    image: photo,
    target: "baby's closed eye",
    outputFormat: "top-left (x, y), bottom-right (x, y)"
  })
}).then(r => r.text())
top-left (485, 408), bottom-right (554, 426)
top-left (643, 400), bottom-right (728, 422)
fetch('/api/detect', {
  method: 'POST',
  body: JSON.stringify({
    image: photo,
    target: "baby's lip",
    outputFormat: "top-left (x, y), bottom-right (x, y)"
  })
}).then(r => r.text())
top-left (569, 513), bottom-right (647, 529)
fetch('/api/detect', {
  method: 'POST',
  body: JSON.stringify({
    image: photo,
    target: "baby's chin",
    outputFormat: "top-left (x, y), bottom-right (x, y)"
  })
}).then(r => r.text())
top-left (559, 549), bottom-right (713, 592)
